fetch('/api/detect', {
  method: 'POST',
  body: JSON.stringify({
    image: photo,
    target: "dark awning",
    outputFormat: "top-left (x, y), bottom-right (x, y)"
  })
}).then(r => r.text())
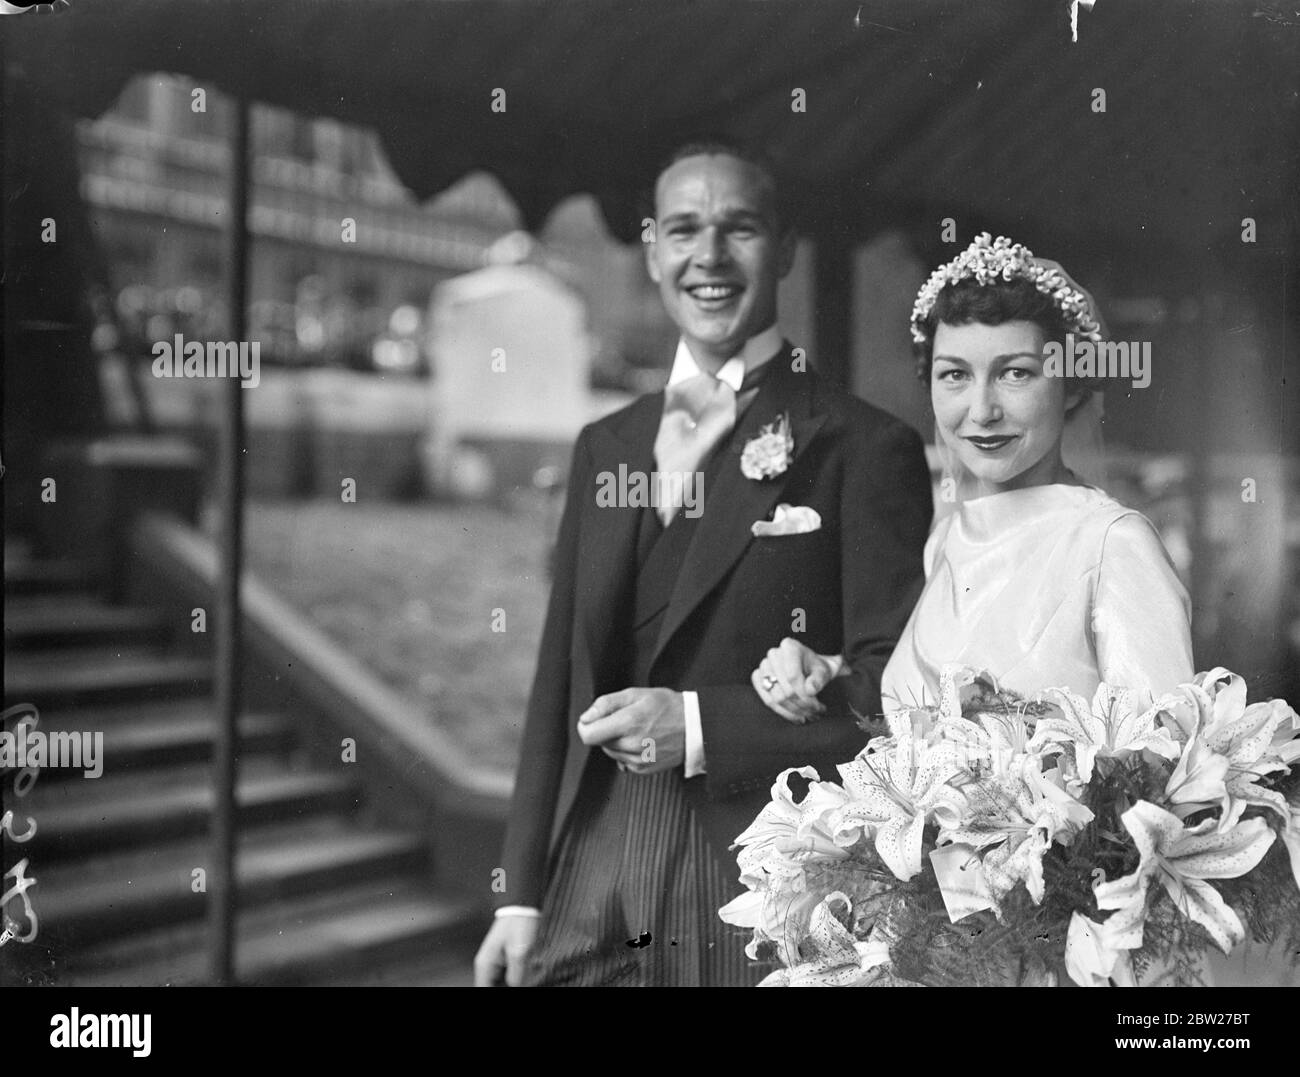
top-left (6, 0), bottom-right (1299, 262)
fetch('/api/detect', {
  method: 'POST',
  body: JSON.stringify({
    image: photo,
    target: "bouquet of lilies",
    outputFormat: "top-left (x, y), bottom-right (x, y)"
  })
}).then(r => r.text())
top-left (720, 666), bottom-right (1300, 987)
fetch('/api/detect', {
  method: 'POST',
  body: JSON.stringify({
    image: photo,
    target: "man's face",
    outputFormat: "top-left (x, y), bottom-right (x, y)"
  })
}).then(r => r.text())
top-left (646, 153), bottom-right (795, 369)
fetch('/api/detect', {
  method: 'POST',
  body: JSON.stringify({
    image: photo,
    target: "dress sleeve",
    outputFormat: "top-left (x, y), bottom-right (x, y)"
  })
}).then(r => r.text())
top-left (1092, 512), bottom-right (1195, 694)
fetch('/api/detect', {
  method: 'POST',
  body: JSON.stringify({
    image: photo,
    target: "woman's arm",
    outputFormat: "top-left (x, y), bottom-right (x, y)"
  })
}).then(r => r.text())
top-left (1092, 512), bottom-right (1195, 694)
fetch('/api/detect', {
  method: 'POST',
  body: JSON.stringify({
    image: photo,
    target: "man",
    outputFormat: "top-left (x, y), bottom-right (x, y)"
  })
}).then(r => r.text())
top-left (474, 140), bottom-right (932, 986)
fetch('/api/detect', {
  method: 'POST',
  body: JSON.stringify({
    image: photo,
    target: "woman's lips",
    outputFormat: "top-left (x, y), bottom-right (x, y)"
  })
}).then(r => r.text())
top-left (964, 435), bottom-right (1018, 453)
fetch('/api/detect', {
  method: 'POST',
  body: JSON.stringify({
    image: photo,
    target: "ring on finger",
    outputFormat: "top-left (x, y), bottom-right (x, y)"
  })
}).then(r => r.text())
top-left (761, 674), bottom-right (778, 691)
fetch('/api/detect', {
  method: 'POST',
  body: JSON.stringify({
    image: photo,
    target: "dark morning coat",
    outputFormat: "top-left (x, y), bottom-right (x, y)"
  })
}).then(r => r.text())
top-left (496, 348), bottom-right (933, 909)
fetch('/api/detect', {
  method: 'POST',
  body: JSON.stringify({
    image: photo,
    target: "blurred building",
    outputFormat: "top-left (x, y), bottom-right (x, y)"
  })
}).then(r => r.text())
top-left (74, 74), bottom-right (706, 501)
top-left (80, 75), bottom-right (526, 368)
top-left (76, 75), bottom-right (701, 390)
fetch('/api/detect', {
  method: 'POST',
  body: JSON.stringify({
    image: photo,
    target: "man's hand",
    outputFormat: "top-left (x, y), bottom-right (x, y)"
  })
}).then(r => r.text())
top-left (474, 915), bottom-right (538, 987)
top-left (752, 637), bottom-right (845, 724)
top-left (577, 687), bottom-right (686, 773)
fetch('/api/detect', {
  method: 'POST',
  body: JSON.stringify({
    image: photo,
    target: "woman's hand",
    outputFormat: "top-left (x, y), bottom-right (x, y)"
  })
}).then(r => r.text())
top-left (752, 637), bottom-right (845, 724)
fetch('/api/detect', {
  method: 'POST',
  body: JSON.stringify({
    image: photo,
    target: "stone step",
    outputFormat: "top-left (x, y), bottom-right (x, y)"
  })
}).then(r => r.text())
top-left (35, 819), bottom-right (428, 948)
top-left (23, 763), bottom-right (360, 861)
top-left (13, 704), bottom-right (293, 782)
top-left (3, 595), bottom-right (172, 649)
top-left (4, 645), bottom-right (211, 708)
top-left (0, 541), bottom-right (484, 992)
top-left (57, 877), bottom-right (484, 986)
top-left (3, 557), bottom-right (95, 596)
top-left (20, 697), bottom-right (228, 726)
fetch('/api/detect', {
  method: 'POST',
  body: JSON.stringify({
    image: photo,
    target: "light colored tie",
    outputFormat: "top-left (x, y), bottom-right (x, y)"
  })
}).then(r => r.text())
top-left (652, 372), bottom-right (737, 526)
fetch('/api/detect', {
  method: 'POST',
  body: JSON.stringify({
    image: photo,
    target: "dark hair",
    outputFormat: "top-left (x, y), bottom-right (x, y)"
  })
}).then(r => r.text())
top-left (914, 276), bottom-right (1072, 385)
top-left (644, 135), bottom-right (790, 231)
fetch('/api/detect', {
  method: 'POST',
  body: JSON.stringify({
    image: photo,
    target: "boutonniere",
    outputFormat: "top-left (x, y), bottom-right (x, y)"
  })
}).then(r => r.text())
top-left (740, 412), bottom-right (794, 481)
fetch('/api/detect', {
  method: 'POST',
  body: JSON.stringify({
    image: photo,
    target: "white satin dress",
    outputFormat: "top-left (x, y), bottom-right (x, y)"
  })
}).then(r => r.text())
top-left (879, 483), bottom-right (1297, 987)
top-left (881, 483), bottom-right (1193, 711)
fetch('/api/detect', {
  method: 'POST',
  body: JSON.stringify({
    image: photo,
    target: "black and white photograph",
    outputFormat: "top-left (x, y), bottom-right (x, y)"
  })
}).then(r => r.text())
top-left (2, 0), bottom-right (1299, 1026)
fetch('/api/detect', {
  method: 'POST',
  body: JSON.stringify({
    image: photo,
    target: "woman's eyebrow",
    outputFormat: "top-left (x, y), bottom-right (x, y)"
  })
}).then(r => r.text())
top-left (934, 352), bottom-right (1042, 363)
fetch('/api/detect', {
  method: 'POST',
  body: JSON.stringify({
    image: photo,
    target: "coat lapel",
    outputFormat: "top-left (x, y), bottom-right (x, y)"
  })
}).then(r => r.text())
top-left (577, 392), bottom-right (662, 676)
top-left (555, 393), bottom-right (663, 840)
top-left (650, 354), bottom-right (827, 671)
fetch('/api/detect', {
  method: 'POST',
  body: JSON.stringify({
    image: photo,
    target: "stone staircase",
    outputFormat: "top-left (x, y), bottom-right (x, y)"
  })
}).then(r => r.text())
top-left (2, 541), bottom-right (485, 986)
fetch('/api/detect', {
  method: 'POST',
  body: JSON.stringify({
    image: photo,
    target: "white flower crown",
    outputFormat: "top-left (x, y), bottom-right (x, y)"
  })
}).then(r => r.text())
top-left (909, 232), bottom-right (1103, 346)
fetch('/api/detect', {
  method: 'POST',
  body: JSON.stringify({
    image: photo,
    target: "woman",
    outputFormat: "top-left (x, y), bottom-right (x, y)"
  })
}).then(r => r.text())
top-left (749, 234), bottom-right (1295, 986)
top-left (752, 232), bottom-right (1194, 721)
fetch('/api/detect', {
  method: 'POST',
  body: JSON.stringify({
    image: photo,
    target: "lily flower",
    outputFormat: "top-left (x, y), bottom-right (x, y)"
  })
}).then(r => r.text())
top-left (1030, 683), bottom-right (1179, 782)
top-left (1282, 796), bottom-right (1300, 891)
top-left (936, 704), bottom-right (1040, 781)
top-left (1064, 911), bottom-right (1138, 988)
top-left (1208, 696), bottom-right (1300, 830)
top-left (718, 886), bottom-right (825, 967)
top-left (755, 892), bottom-right (891, 987)
top-left (1164, 735), bottom-right (1231, 815)
top-left (1094, 800), bottom-right (1275, 954)
top-left (722, 767), bottom-right (855, 965)
top-left (1269, 703), bottom-right (1300, 766)
top-left (730, 766), bottom-right (850, 893)
top-left (1160, 670), bottom-right (1299, 830)
top-left (1154, 668), bottom-right (1239, 745)
top-left (940, 763), bottom-right (1092, 905)
top-left (832, 715), bottom-right (966, 881)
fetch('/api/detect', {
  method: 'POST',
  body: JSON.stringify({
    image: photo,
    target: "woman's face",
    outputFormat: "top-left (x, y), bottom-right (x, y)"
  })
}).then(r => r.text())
top-left (931, 319), bottom-right (1078, 493)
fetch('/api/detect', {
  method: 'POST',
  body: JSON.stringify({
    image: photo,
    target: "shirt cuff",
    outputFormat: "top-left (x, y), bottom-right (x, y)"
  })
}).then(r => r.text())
top-left (494, 906), bottom-right (541, 919)
top-left (683, 690), bottom-right (706, 778)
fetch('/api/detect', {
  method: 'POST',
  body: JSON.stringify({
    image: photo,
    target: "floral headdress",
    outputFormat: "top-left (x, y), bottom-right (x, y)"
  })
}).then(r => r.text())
top-left (909, 232), bottom-right (1104, 346)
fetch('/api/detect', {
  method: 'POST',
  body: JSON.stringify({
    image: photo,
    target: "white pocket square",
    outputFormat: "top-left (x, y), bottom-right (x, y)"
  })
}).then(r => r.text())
top-left (751, 503), bottom-right (822, 537)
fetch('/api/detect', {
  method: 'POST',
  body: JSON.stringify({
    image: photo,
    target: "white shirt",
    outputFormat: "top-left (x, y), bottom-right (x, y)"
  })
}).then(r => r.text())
top-left (665, 323), bottom-right (784, 393)
top-left (667, 325), bottom-right (784, 779)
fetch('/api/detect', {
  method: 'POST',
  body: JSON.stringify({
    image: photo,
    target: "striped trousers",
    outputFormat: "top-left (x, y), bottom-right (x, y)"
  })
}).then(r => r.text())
top-left (525, 765), bottom-right (762, 987)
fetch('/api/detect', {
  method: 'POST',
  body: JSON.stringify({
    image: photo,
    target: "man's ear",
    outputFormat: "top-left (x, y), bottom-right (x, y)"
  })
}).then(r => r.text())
top-left (644, 228), bottom-right (662, 284)
top-left (776, 226), bottom-right (797, 279)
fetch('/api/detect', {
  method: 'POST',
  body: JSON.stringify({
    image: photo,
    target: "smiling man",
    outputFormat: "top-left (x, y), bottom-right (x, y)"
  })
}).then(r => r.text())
top-left (474, 138), bottom-right (933, 987)
top-left (647, 149), bottom-right (794, 372)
